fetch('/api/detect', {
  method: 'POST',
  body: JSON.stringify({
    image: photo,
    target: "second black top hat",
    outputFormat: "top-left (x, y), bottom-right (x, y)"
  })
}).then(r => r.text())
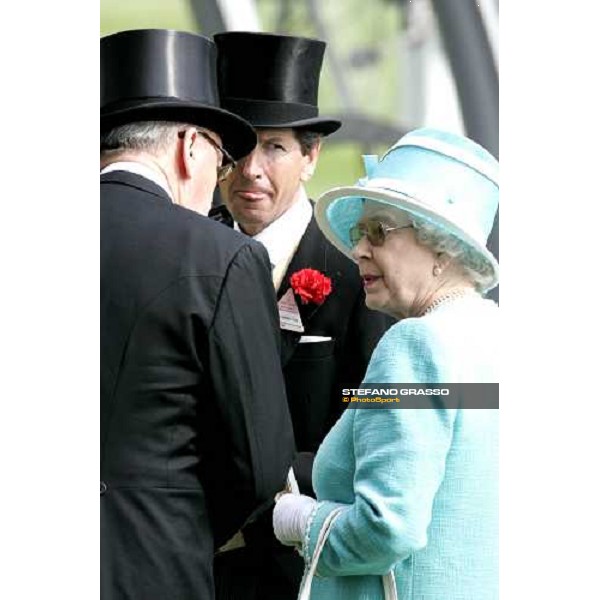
top-left (214, 32), bottom-right (341, 136)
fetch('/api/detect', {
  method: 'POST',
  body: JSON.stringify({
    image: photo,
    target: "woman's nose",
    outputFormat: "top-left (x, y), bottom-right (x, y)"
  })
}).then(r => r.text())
top-left (351, 234), bottom-right (371, 261)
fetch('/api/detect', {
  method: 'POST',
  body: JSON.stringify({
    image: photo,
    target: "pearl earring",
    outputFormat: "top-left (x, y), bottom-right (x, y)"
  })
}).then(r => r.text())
top-left (433, 265), bottom-right (441, 277)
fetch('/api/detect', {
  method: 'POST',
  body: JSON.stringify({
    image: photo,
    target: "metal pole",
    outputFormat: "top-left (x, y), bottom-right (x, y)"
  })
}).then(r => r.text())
top-left (189, 0), bottom-right (260, 36)
top-left (429, 0), bottom-right (499, 301)
top-left (188, 0), bottom-right (226, 36)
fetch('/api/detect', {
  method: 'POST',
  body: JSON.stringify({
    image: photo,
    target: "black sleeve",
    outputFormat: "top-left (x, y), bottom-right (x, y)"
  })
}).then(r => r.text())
top-left (202, 241), bottom-right (296, 546)
top-left (336, 285), bottom-right (396, 405)
top-left (292, 451), bottom-right (315, 496)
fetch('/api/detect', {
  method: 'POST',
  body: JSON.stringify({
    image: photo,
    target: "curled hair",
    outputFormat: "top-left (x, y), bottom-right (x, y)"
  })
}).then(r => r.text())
top-left (411, 216), bottom-right (496, 293)
top-left (100, 121), bottom-right (183, 155)
top-left (293, 129), bottom-right (322, 156)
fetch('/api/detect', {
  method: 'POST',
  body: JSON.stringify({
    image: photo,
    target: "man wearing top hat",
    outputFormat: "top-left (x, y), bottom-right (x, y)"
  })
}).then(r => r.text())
top-left (212, 31), bottom-right (394, 600)
top-left (100, 29), bottom-right (295, 600)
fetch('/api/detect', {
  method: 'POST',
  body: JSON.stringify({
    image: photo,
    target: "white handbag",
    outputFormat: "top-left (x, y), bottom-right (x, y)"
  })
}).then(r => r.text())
top-left (297, 507), bottom-right (398, 600)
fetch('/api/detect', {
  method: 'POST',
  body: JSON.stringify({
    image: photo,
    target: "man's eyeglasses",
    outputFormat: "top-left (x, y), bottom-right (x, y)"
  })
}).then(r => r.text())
top-left (349, 220), bottom-right (412, 247)
top-left (178, 129), bottom-right (236, 181)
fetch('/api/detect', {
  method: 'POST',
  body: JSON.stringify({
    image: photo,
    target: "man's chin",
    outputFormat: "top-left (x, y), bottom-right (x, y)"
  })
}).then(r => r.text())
top-left (229, 205), bottom-right (268, 225)
top-left (231, 212), bottom-right (269, 236)
top-left (236, 212), bottom-right (265, 226)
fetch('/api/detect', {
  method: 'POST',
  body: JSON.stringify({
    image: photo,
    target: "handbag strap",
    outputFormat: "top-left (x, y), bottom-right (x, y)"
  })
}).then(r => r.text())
top-left (382, 569), bottom-right (399, 600)
top-left (298, 506), bottom-right (398, 600)
top-left (298, 507), bottom-right (344, 600)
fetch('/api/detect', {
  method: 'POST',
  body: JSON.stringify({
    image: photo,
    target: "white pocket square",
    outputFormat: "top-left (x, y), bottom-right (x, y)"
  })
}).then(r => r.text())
top-left (298, 335), bottom-right (333, 343)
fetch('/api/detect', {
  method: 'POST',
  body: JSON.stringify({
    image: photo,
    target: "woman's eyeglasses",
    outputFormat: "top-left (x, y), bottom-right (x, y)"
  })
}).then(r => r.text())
top-left (349, 221), bottom-right (412, 247)
top-left (178, 129), bottom-right (236, 181)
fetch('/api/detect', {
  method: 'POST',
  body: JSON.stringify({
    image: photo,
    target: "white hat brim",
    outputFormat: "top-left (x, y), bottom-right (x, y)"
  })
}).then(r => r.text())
top-left (315, 184), bottom-right (499, 291)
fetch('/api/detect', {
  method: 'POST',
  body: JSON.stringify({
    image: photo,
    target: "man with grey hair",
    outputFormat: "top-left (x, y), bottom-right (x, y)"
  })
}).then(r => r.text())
top-left (100, 30), bottom-right (295, 600)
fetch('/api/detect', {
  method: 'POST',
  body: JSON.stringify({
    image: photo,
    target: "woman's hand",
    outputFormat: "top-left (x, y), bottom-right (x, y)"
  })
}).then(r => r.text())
top-left (273, 493), bottom-right (317, 546)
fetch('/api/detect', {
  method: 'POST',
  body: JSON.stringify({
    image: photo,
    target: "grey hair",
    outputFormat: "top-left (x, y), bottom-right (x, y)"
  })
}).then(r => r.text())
top-left (100, 121), bottom-right (185, 155)
top-left (411, 216), bottom-right (495, 293)
top-left (294, 129), bottom-right (322, 156)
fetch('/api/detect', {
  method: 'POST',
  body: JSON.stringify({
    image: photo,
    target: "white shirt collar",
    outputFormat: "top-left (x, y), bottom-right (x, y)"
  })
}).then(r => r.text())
top-left (236, 188), bottom-right (313, 268)
top-left (100, 161), bottom-right (174, 202)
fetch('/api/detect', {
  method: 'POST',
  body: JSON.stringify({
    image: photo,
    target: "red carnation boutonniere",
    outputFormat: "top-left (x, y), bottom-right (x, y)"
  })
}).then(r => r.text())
top-left (289, 268), bottom-right (333, 305)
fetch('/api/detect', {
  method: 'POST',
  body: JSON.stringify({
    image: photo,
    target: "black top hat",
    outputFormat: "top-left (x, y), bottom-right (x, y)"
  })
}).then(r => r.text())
top-left (101, 29), bottom-right (256, 160)
top-left (214, 32), bottom-right (341, 136)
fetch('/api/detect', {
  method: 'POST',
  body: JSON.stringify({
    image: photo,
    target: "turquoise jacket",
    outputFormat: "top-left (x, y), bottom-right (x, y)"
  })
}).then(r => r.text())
top-left (303, 295), bottom-right (498, 599)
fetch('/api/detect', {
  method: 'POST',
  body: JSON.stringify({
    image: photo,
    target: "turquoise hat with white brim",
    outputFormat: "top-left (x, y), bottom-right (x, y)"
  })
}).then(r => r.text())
top-left (314, 127), bottom-right (499, 291)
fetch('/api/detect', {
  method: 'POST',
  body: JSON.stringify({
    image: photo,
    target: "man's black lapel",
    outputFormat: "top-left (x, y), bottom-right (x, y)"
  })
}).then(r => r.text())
top-left (278, 215), bottom-right (333, 366)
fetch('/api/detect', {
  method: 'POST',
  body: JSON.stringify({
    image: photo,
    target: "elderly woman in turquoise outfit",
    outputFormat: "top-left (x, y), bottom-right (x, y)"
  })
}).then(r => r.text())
top-left (272, 128), bottom-right (499, 599)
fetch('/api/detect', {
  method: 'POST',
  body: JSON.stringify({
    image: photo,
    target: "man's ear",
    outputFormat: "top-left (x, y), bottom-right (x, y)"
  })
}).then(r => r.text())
top-left (178, 128), bottom-right (197, 179)
top-left (300, 139), bottom-right (322, 182)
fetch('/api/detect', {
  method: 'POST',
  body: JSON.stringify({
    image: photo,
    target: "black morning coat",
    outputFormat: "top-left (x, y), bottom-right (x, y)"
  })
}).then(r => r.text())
top-left (100, 171), bottom-right (296, 600)
top-left (214, 211), bottom-right (395, 600)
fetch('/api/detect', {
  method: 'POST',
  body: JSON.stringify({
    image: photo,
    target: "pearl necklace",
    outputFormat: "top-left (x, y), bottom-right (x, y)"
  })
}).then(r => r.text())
top-left (420, 288), bottom-right (475, 317)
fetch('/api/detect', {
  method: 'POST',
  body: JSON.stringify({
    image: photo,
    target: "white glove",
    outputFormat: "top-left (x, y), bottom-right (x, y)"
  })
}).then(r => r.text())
top-left (273, 493), bottom-right (317, 546)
